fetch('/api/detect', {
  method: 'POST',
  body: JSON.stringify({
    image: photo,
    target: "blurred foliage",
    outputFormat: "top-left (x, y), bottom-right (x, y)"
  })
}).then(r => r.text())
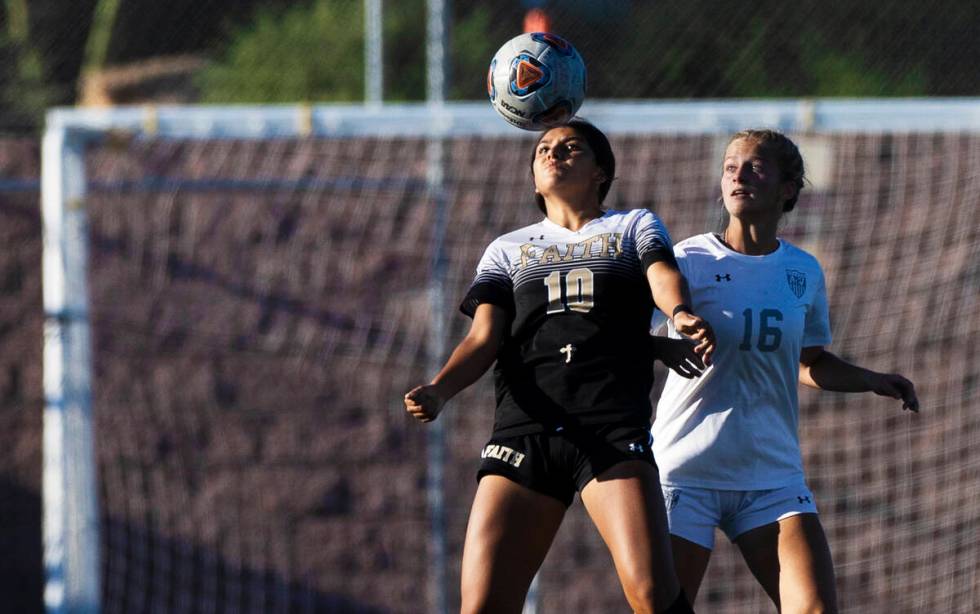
top-left (195, 0), bottom-right (506, 103)
top-left (197, 0), bottom-right (365, 103)
top-left (447, 4), bottom-right (503, 100)
top-left (0, 0), bottom-right (977, 132)
top-left (0, 0), bottom-right (93, 131)
top-left (558, 1), bottom-right (936, 98)
top-left (379, 0), bottom-right (424, 101)
top-left (0, 29), bottom-right (58, 128)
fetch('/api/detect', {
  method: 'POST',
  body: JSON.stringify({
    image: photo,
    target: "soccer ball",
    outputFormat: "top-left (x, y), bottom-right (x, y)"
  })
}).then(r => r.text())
top-left (487, 32), bottom-right (586, 131)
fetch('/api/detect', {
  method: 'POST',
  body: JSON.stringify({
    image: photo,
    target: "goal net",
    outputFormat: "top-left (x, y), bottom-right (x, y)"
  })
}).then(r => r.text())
top-left (43, 102), bottom-right (980, 613)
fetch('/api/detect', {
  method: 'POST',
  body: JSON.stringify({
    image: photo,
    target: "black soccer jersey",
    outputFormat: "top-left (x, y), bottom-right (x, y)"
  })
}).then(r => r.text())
top-left (461, 208), bottom-right (675, 436)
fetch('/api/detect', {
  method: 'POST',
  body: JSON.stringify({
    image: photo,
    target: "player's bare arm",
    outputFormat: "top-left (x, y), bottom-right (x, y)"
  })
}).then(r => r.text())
top-left (799, 346), bottom-right (919, 412)
top-left (404, 303), bottom-right (508, 423)
top-left (646, 260), bottom-right (716, 365)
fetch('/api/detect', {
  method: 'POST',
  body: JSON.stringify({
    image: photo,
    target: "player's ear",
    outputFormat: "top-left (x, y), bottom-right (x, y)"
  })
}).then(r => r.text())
top-left (781, 181), bottom-right (796, 202)
top-left (780, 181), bottom-right (798, 209)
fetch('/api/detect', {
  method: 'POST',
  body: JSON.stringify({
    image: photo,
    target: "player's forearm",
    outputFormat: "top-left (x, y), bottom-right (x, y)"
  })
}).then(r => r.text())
top-left (430, 335), bottom-right (499, 400)
top-left (799, 350), bottom-right (877, 392)
top-left (646, 261), bottom-right (692, 317)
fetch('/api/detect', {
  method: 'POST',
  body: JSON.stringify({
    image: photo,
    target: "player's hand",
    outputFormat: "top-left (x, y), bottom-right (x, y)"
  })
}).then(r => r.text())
top-left (673, 311), bottom-right (716, 366)
top-left (870, 373), bottom-right (919, 412)
top-left (404, 384), bottom-right (447, 423)
top-left (654, 337), bottom-right (705, 379)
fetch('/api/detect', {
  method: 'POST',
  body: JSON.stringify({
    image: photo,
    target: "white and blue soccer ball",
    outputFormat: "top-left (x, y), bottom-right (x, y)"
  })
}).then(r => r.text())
top-left (487, 32), bottom-right (586, 131)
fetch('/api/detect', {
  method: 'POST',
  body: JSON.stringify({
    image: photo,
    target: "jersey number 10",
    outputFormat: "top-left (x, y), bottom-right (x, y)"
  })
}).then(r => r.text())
top-left (544, 268), bottom-right (595, 314)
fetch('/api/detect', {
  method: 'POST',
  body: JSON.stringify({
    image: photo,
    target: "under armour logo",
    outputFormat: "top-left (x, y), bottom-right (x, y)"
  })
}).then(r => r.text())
top-left (559, 343), bottom-right (575, 364)
top-left (798, 495), bottom-right (811, 504)
top-left (628, 442), bottom-right (645, 454)
top-left (715, 273), bottom-right (732, 282)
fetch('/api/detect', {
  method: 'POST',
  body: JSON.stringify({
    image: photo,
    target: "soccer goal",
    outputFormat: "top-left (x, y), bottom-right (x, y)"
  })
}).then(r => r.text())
top-left (42, 100), bottom-right (980, 613)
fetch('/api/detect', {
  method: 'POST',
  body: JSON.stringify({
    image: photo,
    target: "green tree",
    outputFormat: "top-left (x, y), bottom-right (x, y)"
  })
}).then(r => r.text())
top-left (197, 0), bottom-right (364, 103)
top-left (197, 0), bottom-right (504, 104)
top-left (0, 0), bottom-right (64, 130)
top-left (802, 44), bottom-right (926, 97)
top-left (447, 4), bottom-right (498, 101)
top-left (380, 0), bottom-right (423, 102)
top-left (378, 0), bottom-right (498, 102)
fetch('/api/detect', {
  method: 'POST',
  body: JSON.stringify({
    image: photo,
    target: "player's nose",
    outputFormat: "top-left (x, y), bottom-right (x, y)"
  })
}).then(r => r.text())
top-left (735, 163), bottom-right (755, 182)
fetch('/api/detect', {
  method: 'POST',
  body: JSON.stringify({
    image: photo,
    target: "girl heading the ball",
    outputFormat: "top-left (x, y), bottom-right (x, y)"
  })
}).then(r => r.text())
top-left (405, 119), bottom-right (712, 613)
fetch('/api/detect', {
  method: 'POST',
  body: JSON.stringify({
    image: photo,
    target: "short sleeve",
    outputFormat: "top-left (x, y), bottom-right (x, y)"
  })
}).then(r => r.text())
top-left (459, 241), bottom-right (515, 319)
top-left (803, 267), bottom-right (832, 347)
top-left (633, 209), bottom-right (677, 271)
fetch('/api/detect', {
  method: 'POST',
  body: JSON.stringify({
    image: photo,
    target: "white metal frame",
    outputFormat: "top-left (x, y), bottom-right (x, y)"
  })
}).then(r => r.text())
top-left (41, 98), bottom-right (980, 614)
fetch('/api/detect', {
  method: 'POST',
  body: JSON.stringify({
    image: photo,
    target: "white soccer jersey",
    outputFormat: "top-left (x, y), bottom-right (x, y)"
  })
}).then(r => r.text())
top-left (462, 208), bottom-right (675, 436)
top-left (652, 233), bottom-right (832, 490)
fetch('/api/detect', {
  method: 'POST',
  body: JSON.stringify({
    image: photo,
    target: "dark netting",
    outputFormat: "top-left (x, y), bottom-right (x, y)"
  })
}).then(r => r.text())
top-left (46, 131), bottom-right (974, 612)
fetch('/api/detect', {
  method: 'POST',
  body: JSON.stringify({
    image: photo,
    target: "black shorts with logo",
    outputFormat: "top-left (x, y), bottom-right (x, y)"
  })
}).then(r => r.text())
top-left (476, 423), bottom-right (656, 507)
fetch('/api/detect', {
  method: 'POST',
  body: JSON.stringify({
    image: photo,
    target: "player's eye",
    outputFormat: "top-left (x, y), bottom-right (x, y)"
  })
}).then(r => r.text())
top-left (724, 164), bottom-right (737, 173)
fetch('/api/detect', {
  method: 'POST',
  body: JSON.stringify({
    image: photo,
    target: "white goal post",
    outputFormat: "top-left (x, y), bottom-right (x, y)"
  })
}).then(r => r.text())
top-left (41, 99), bottom-right (980, 614)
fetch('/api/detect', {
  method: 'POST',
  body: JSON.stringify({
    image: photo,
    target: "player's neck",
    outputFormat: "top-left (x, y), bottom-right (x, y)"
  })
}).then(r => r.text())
top-left (543, 198), bottom-right (603, 232)
top-left (720, 219), bottom-right (779, 255)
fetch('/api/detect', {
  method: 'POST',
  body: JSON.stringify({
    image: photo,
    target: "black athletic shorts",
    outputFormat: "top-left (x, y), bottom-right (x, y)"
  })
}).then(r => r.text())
top-left (476, 423), bottom-right (656, 507)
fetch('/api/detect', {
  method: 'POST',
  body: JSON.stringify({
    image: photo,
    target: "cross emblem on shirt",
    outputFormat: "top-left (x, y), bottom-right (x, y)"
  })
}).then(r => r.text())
top-left (559, 344), bottom-right (575, 364)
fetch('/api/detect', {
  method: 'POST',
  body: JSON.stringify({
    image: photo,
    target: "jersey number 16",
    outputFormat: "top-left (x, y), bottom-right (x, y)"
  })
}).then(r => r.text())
top-left (739, 308), bottom-right (783, 352)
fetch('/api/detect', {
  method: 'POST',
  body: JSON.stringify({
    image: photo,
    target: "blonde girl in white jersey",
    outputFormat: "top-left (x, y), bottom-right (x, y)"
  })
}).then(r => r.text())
top-left (652, 130), bottom-right (919, 612)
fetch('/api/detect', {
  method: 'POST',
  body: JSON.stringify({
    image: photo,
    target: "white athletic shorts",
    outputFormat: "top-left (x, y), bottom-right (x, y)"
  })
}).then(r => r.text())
top-left (660, 481), bottom-right (819, 550)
